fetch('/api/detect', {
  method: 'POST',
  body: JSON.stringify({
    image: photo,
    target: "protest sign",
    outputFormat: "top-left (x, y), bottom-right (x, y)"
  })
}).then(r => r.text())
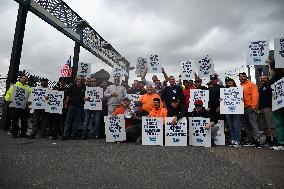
top-left (45, 90), bottom-right (64, 114)
top-left (29, 87), bottom-right (48, 109)
top-left (10, 86), bottom-right (28, 109)
top-left (136, 57), bottom-right (147, 76)
top-left (188, 89), bottom-right (209, 112)
top-left (271, 77), bottom-right (284, 111)
top-left (220, 87), bottom-right (244, 114)
top-left (246, 40), bottom-right (269, 65)
top-left (181, 60), bottom-right (195, 80)
top-left (274, 38), bottom-right (284, 68)
top-left (165, 117), bottom-right (187, 146)
top-left (77, 62), bottom-right (91, 78)
top-left (188, 117), bottom-right (211, 147)
top-left (104, 115), bottom-right (126, 142)
top-left (142, 117), bottom-right (163, 146)
top-left (84, 87), bottom-right (103, 110)
top-left (147, 54), bottom-right (162, 73)
top-left (127, 94), bottom-right (141, 110)
top-left (197, 55), bottom-right (214, 78)
top-left (213, 120), bottom-right (225, 146)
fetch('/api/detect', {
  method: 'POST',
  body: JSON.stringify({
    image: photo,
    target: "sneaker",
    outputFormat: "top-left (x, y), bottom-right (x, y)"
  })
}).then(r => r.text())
top-left (230, 140), bottom-right (240, 147)
top-left (242, 141), bottom-right (255, 147)
top-left (270, 146), bottom-right (284, 151)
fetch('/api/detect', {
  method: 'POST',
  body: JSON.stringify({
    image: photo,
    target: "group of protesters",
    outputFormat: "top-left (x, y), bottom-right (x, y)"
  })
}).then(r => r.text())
top-left (3, 58), bottom-right (284, 150)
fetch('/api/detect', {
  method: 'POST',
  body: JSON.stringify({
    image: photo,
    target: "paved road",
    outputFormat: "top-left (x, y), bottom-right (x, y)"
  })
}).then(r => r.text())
top-left (0, 130), bottom-right (283, 189)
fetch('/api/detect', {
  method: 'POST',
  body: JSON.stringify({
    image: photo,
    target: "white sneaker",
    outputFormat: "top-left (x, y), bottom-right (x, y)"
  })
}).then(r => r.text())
top-left (270, 146), bottom-right (284, 151)
top-left (229, 140), bottom-right (240, 147)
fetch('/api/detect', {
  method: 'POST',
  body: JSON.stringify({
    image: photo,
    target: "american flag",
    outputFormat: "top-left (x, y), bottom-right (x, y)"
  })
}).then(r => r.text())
top-left (60, 56), bottom-right (72, 77)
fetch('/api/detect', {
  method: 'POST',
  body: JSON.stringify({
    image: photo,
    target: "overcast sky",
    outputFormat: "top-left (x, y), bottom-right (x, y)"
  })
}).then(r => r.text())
top-left (0, 0), bottom-right (284, 83)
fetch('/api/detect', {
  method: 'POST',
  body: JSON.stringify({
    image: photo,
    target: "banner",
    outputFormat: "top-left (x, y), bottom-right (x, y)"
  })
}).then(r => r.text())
top-left (10, 86), bottom-right (29, 109)
top-left (142, 117), bottom-right (163, 146)
top-left (165, 117), bottom-right (187, 146)
top-left (188, 117), bottom-right (211, 147)
top-left (246, 40), bottom-right (269, 65)
top-left (274, 37), bottom-right (284, 68)
top-left (45, 90), bottom-right (64, 114)
top-left (77, 62), bottom-right (91, 78)
top-left (197, 55), bottom-right (214, 78)
top-left (104, 115), bottom-right (126, 142)
top-left (29, 87), bottom-right (48, 109)
top-left (272, 77), bottom-right (284, 111)
top-left (147, 54), bottom-right (162, 73)
top-left (181, 60), bottom-right (195, 80)
top-left (220, 87), bottom-right (244, 114)
top-left (84, 87), bottom-right (103, 110)
top-left (188, 89), bottom-right (209, 112)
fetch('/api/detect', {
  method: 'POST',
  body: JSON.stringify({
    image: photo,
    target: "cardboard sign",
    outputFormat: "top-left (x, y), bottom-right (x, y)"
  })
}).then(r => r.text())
top-left (246, 40), bottom-right (269, 65)
top-left (220, 87), bottom-right (244, 114)
top-left (45, 90), bottom-right (64, 114)
top-left (272, 77), bottom-right (284, 111)
top-left (29, 87), bottom-right (48, 109)
top-left (197, 55), bottom-right (214, 78)
top-left (10, 86), bottom-right (28, 109)
top-left (165, 117), bottom-right (187, 146)
top-left (104, 115), bottom-right (126, 142)
top-left (181, 60), bottom-right (195, 80)
top-left (77, 62), bottom-right (91, 78)
top-left (147, 54), bottom-right (162, 73)
top-left (274, 37), bottom-right (284, 68)
top-left (142, 117), bottom-right (163, 146)
top-left (188, 117), bottom-right (211, 147)
top-left (188, 89), bottom-right (209, 112)
top-left (84, 87), bottom-right (103, 110)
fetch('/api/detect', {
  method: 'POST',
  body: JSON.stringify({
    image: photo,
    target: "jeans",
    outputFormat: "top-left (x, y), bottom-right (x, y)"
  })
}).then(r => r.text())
top-left (241, 108), bottom-right (260, 142)
top-left (226, 114), bottom-right (241, 142)
top-left (9, 107), bottom-right (29, 137)
top-left (31, 109), bottom-right (49, 137)
top-left (82, 110), bottom-right (101, 137)
top-left (63, 105), bottom-right (83, 138)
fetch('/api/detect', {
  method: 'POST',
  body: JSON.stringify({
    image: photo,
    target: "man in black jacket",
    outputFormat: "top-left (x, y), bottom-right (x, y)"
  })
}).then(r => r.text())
top-left (167, 96), bottom-right (187, 125)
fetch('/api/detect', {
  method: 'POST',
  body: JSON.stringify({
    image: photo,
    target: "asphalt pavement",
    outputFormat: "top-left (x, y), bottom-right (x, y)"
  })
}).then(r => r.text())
top-left (0, 130), bottom-right (283, 189)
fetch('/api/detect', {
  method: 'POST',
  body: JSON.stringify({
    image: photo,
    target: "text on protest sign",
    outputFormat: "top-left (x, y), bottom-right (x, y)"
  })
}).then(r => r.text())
top-left (29, 87), bottom-right (48, 109)
top-left (111, 65), bottom-right (123, 78)
top-left (77, 62), bottom-right (91, 78)
top-left (127, 94), bottom-right (141, 110)
top-left (272, 77), bottom-right (284, 111)
top-left (45, 90), bottom-right (64, 114)
top-left (10, 86), bottom-right (28, 109)
top-left (197, 55), bottom-right (214, 78)
top-left (220, 87), bottom-right (244, 114)
top-left (84, 87), bottom-right (103, 110)
top-left (181, 60), bottom-right (195, 80)
top-left (147, 54), bottom-right (162, 73)
top-left (142, 117), bottom-right (163, 146)
top-left (136, 57), bottom-right (147, 76)
top-left (104, 115), bottom-right (126, 142)
top-left (274, 38), bottom-right (284, 68)
top-left (188, 89), bottom-right (209, 112)
top-left (188, 117), bottom-right (211, 147)
top-left (165, 117), bottom-right (188, 146)
top-left (246, 40), bottom-right (269, 65)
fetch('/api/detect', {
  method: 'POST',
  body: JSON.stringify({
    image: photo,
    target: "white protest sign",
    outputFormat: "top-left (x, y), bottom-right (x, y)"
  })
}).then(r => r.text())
top-left (0, 79), bottom-right (6, 97)
top-left (10, 86), bottom-right (28, 109)
top-left (29, 87), bottom-right (48, 109)
top-left (127, 94), bottom-right (141, 110)
top-left (180, 60), bottom-right (195, 80)
top-left (272, 77), bottom-right (284, 111)
top-left (197, 55), bottom-right (214, 78)
top-left (84, 87), bottom-right (103, 110)
top-left (77, 62), bottom-right (91, 78)
top-left (246, 40), bottom-right (269, 65)
top-left (142, 117), bottom-right (163, 146)
top-left (147, 54), bottom-right (162, 73)
top-left (45, 90), bottom-right (64, 114)
top-left (188, 117), bottom-right (211, 147)
top-left (188, 89), bottom-right (209, 112)
top-left (111, 65), bottom-right (123, 78)
top-left (213, 120), bottom-right (225, 146)
top-left (104, 115), bottom-right (126, 142)
top-left (165, 117), bottom-right (188, 146)
top-left (220, 87), bottom-right (244, 114)
top-left (136, 57), bottom-right (147, 76)
top-left (274, 38), bottom-right (284, 68)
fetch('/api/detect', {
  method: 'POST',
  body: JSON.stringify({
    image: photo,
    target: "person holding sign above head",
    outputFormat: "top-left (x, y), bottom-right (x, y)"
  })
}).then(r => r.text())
top-left (29, 78), bottom-right (50, 139)
top-left (167, 96), bottom-right (187, 125)
top-left (188, 99), bottom-right (218, 146)
top-left (239, 72), bottom-right (260, 147)
top-left (62, 75), bottom-right (86, 140)
top-left (149, 98), bottom-right (168, 123)
top-left (104, 76), bottom-right (127, 115)
top-left (222, 77), bottom-right (241, 147)
top-left (138, 84), bottom-right (162, 112)
top-left (4, 74), bottom-right (32, 138)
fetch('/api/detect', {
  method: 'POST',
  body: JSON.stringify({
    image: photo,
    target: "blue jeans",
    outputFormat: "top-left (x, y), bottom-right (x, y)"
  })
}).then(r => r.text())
top-left (82, 110), bottom-right (101, 137)
top-left (226, 114), bottom-right (241, 142)
top-left (63, 105), bottom-right (83, 138)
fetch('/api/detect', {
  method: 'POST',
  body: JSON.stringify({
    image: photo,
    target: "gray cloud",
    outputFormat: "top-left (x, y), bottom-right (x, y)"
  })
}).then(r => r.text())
top-left (0, 0), bottom-right (284, 83)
